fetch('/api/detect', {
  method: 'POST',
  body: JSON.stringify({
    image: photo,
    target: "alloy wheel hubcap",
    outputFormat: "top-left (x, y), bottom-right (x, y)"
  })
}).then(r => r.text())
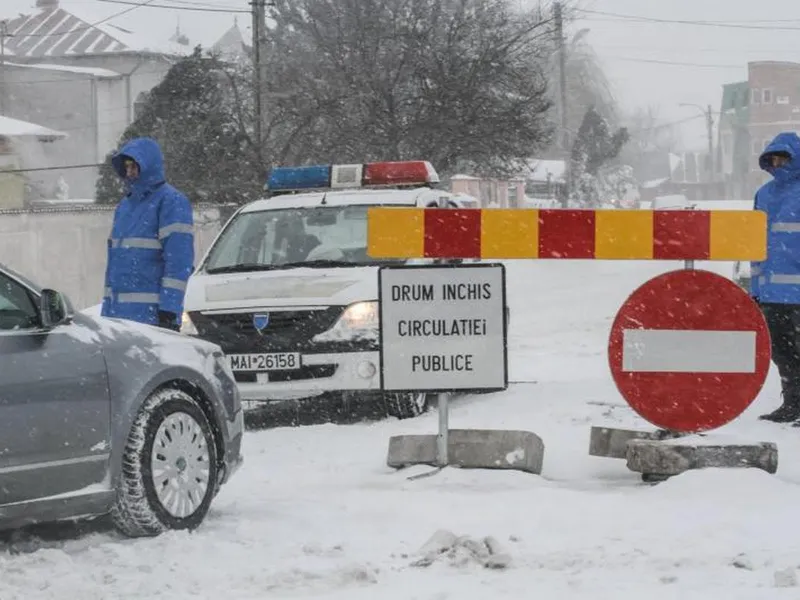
top-left (151, 412), bottom-right (210, 519)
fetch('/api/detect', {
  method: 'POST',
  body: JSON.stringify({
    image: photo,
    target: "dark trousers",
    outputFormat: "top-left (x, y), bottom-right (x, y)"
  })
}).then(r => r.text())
top-left (760, 302), bottom-right (800, 403)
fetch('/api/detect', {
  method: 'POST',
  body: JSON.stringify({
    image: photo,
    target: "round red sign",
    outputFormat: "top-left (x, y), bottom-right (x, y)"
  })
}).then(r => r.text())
top-left (608, 269), bottom-right (771, 433)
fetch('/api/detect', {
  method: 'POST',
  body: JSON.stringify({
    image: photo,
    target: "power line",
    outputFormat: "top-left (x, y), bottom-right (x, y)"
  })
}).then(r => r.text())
top-left (605, 56), bottom-right (743, 69)
top-left (577, 9), bottom-right (800, 31)
top-left (627, 114), bottom-right (706, 134)
top-left (97, 0), bottom-right (249, 13)
top-left (0, 163), bottom-right (104, 174)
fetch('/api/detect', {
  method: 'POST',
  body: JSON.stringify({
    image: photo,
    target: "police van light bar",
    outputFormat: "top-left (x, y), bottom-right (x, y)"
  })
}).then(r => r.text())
top-left (362, 161), bottom-right (439, 187)
top-left (265, 160), bottom-right (440, 192)
top-left (266, 165), bottom-right (331, 192)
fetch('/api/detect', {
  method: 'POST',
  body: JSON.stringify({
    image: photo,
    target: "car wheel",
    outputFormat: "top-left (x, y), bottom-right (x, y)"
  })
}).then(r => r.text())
top-left (112, 387), bottom-right (218, 538)
top-left (384, 392), bottom-right (430, 419)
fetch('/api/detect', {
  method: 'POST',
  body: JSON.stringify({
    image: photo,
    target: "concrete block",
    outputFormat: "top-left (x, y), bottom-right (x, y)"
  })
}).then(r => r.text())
top-left (588, 426), bottom-right (686, 459)
top-left (625, 438), bottom-right (778, 478)
top-left (387, 429), bottom-right (544, 474)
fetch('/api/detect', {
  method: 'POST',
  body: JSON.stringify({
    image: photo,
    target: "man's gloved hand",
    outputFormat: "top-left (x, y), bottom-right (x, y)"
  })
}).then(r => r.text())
top-left (158, 310), bottom-right (180, 331)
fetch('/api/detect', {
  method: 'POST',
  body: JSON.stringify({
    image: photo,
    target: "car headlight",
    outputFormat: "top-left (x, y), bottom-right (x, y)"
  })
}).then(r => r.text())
top-left (313, 301), bottom-right (379, 342)
top-left (180, 311), bottom-right (198, 335)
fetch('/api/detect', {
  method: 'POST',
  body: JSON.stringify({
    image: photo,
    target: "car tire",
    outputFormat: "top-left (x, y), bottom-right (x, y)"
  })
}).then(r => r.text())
top-left (111, 387), bottom-right (218, 538)
top-left (384, 392), bottom-right (430, 419)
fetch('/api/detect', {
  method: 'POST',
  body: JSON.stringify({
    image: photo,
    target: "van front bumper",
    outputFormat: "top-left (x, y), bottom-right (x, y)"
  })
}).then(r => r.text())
top-left (234, 351), bottom-right (382, 401)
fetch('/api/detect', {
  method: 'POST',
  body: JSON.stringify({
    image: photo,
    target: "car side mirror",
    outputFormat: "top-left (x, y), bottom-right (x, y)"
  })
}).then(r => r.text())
top-left (40, 289), bottom-right (73, 329)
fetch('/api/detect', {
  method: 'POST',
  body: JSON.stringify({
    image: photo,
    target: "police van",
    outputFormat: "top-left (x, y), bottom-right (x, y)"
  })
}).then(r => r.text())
top-left (180, 161), bottom-right (475, 419)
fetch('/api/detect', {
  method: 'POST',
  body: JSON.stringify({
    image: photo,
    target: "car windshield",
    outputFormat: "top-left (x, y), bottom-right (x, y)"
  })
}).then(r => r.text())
top-left (203, 205), bottom-right (406, 273)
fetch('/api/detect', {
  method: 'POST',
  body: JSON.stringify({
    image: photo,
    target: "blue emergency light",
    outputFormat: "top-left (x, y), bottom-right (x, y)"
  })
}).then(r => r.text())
top-left (266, 165), bottom-right (331, 192)
top-left (265, 161), bottom-right (440, 194)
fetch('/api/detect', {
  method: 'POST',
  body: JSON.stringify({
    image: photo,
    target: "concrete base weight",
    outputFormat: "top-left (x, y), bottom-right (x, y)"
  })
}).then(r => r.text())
top-left (588, 426), bottom-right (686, 459)
top-left (387, 429), bottom-right (545, 475)
top-left (626, 439), bottom-right (779, 480)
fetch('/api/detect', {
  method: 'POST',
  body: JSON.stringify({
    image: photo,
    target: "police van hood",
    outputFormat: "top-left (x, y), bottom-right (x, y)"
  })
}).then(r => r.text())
top-left (185, 266), bottom-right (380, 311)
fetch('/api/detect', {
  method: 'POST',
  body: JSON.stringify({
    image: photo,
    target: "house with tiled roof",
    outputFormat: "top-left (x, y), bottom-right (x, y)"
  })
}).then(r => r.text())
top-left (0, 0), bottom-right (191, 200)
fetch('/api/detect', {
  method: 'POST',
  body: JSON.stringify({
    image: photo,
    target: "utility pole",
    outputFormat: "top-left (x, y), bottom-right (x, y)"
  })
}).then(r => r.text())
top-left (680, 103), bottom-right (715, 185)
top-left (0, 21), bottom-right (8, 115)
top-left (706, 103), bottom-right (715, 184)
top-left (554, 2), bottom-right (570, 206)
top-left (250, 0), bottom-right (268, 155)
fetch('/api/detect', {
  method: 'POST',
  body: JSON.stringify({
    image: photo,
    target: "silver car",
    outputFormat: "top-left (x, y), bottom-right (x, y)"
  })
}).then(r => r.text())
top-left (0, 263), bottom-right (243, 537)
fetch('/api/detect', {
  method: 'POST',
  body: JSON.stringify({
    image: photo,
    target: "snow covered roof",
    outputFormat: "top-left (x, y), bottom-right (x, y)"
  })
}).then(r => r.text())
top-left (450, 174), bottom-right (480, 181)
top-left (0, 115), bottom-right (67, 140)
top-left (211, 18), bottom-right (250, 60)
top-left (642, 177), bottom-right (669, 189)
top-left (2, 3), bottom-right (190, 58)
top-left (4, 61), bottom-right (120, 78)
top-left (526, 159), bottom-right (566, 182)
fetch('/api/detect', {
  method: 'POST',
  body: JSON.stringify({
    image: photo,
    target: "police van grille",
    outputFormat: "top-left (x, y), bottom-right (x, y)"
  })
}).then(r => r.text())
top-left (233, 365), bottom-right (337, 384)
top-left (190, 307), bottom-right (344, 352)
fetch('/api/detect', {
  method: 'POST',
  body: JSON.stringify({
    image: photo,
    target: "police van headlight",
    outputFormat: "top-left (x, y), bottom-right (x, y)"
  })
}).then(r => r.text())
top-left (313, 301), bottom-right (379, 342)
top-left (181, 311), bottom-right (198, 335)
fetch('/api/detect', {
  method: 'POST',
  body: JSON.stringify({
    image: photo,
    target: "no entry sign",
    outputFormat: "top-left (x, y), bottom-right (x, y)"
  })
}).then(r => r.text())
top-left (608, 269), bottom-right (771, 433)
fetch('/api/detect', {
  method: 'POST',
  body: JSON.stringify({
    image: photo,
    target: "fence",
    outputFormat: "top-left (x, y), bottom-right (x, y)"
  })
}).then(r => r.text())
top-left (0, 204), bottom-right (234, 310)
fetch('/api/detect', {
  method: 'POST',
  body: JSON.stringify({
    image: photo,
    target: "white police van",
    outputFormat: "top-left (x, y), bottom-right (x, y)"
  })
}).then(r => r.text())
top-left (181, 161), bottom-right (471, 419)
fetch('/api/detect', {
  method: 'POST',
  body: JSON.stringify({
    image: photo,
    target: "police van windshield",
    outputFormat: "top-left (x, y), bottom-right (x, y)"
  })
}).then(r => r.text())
top-left (204, 205), bottom-right (405, 274)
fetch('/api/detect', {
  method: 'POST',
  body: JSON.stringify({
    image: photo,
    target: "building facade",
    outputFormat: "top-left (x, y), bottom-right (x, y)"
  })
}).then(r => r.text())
top-left (0, 0), bottom-right (189, 200)
top-left (746, 61), bottom-right (800, 197)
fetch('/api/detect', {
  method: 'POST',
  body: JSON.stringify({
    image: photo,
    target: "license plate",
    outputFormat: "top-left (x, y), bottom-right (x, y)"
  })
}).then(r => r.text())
top-left (228, 352), bottom-right (301, 372)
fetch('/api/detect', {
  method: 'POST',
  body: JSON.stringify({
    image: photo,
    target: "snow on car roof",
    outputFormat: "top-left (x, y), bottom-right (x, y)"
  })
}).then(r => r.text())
top-left (240, 187), bottom-right (444, 213)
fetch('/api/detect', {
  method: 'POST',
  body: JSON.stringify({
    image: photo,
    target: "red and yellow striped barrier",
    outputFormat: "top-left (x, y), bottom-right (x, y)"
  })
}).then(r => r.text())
top-left (366, 208), bottom-right (767, 261)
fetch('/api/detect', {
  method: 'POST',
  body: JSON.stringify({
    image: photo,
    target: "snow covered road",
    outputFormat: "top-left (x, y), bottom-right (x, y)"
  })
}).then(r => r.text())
top-left (5, 258), bottom-right (800, 599)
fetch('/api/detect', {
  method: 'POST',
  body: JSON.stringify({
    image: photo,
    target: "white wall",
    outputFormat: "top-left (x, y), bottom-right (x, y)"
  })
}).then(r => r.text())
top-left (0, 204), bottom-right (225, 310)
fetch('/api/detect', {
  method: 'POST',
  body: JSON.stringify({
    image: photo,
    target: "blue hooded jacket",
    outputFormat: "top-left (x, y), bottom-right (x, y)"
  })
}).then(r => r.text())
top-left (101, 137), bottom-right (194, 326)
top-left (751, 132), bottom-right (800, 304)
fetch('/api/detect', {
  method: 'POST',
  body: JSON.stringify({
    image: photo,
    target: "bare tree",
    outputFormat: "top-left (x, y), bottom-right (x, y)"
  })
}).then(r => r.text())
top-left (617, 105), bottom-right (680, 179)
top-left (262, 0), bottom-right (555, 176)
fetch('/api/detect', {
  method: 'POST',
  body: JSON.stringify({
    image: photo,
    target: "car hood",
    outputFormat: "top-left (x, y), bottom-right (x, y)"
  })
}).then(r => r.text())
top-left (71, 311), bottom-right (221, 359)
top-left (185, 266), bottom-right (380, 311)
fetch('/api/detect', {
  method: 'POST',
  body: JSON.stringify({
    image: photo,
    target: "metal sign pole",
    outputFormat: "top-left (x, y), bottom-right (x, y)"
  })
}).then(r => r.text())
top-left (437, 393), bottom-right (449, 466)
top-left (685, 205), bottom-right (696, 270)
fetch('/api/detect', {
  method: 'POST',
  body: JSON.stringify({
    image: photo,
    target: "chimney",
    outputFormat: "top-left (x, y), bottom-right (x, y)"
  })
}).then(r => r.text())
top-left (36, 0), bottom-right (59, 9)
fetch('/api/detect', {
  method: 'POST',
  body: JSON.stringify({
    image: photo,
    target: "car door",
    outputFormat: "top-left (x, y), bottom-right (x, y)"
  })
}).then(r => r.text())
top-left (0, 270), bottom-right (111, 507)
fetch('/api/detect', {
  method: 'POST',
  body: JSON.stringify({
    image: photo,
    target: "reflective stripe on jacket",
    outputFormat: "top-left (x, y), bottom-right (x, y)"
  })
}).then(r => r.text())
top-left (101, 137), bottom-right (194, 325)
top-left (751, 132), bottom-right (800, 304)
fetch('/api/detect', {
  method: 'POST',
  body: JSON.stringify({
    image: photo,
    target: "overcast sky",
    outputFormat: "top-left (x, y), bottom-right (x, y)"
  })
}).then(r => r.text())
top-left (4, 0), bottom-right (800, 151)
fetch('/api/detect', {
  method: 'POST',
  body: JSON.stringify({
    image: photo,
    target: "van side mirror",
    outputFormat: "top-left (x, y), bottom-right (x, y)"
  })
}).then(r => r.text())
top-left (40, 289), bottom-right (73, 329)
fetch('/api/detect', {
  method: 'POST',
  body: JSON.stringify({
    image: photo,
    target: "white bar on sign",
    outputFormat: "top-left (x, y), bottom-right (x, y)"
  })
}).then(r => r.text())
top-left (622, 329), bottom-right (756, 373)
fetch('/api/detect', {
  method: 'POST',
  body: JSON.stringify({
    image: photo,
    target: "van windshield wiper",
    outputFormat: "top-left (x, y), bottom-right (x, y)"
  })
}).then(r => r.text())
top-left (274, 259), bottom-right (354, 269)
top-left (205, 263), bottom-right (277, 274)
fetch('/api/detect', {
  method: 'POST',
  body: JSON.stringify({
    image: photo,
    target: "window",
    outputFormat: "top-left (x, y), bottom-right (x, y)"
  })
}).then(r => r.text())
top-left (778, 95), bottom-right (790, 105)
top-left (751, 88), bottom-right (760, 104)
top-left (203, 204), bottom-right (407, 274)
top-left (0, 272), bottom-right (40, 331)
top-left (763, 88), bottom-right (773, 104)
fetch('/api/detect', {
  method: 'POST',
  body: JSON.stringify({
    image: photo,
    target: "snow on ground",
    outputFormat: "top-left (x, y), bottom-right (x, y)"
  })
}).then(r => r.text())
top-left (6, 258), bottom-right (800, 599)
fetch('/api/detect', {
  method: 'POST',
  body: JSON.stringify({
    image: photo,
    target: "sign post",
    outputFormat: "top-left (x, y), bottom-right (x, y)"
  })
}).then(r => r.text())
top-left (379, 263), bottom-right (509, 470)
top-left (598, 268), bottom-right (777, 480)
top-left (368, 204), bottom-right (772, 482)
top-left (608, 268), bottom-right (771, 433)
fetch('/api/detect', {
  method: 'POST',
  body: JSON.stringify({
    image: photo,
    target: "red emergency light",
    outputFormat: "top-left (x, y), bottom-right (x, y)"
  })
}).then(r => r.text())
top-left (362, 160), bottom-right (440, 187)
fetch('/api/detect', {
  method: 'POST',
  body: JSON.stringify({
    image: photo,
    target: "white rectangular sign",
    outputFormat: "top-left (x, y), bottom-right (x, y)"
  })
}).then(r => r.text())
top-left (622, 329), bottom-right (756, 373)
top-left (379, 263), bottom-right (508, 392)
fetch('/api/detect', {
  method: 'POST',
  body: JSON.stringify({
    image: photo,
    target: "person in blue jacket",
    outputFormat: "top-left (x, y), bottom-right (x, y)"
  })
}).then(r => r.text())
top-left (751, 131), bottom-right (800, 422)
top-left (101, 137), bottom-right (194, 331)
